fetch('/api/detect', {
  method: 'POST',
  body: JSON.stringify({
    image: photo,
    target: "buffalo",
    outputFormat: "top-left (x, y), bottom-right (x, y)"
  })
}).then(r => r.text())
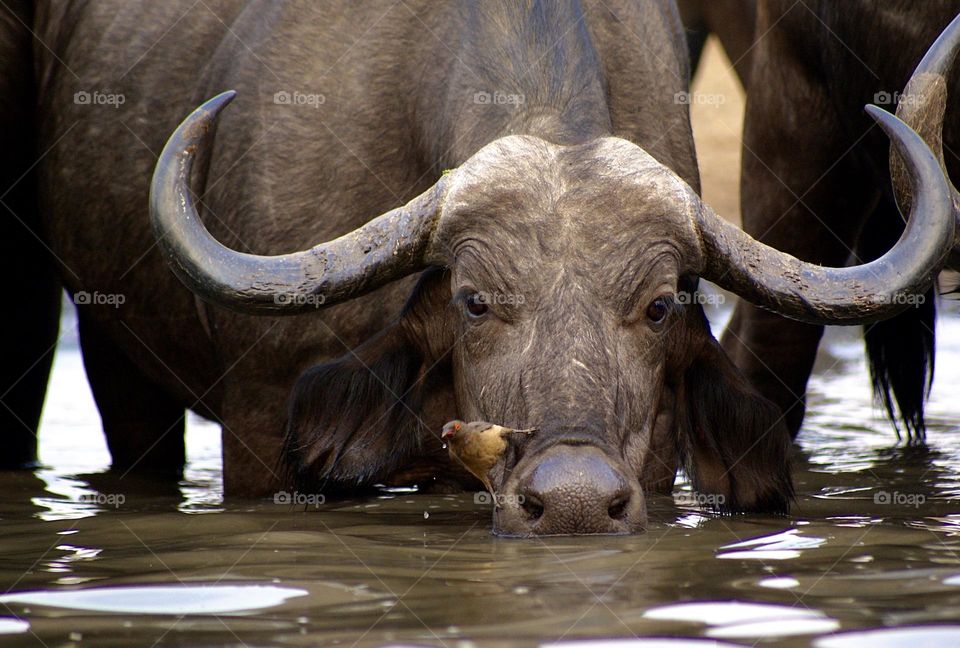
top-left (0, 0), bottom-right (952, 535)
top-left (677, 0), bottom-right (756, 87)
top-left (723, 2), bottom-right (960, 442)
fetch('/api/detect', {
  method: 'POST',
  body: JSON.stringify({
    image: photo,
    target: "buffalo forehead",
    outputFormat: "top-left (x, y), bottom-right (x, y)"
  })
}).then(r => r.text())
top-left (435, 135), bottom-right (702, 278)
top-left (442, 136), bottom-right (698, 230)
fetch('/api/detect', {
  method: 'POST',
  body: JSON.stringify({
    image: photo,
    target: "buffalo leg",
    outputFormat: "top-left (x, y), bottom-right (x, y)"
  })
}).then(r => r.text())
top-left (78, 315), bottom-right (186, 475)
top-left (0, 183), bottom-right (60, 468)
top-left (0, 227), bottom-right (60, 468)
top-left (720, 8), bottom-right (874, 437)
top-left (0, 0), bottom-right (59, 468)
top-left (220, 380), bottom-right (288, 498)
top-left (676, 0), bottom-right (756, 88)
top-left (676, 0), bottom-right (709, 78)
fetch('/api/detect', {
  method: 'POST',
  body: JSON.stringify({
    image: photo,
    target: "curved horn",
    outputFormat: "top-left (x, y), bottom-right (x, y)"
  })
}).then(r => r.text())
top-left (697, 107), bottom-right (953, 325)
top-left (890, 12), bottom-right (960, 266)
top-left (149, 91), bottom-right (448, 315)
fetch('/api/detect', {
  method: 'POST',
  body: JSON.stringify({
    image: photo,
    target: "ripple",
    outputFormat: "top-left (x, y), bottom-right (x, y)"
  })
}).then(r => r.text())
top-left (0, 584), bottom-right (308, 615)
top-left (718, 528), bottom-right (826, 560)
top-left (814, 625), bottom-right (960, 647)
top-left (542, 640), bottom-right (743, 648)
top-left (0, 619), bottom-right (29, 635)
top-left (644, 601), bottom-right (838, 638)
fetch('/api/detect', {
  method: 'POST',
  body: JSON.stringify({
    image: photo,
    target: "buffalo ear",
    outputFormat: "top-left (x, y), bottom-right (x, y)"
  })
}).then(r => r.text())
top-left (284, 322), bottom-right (425, 490)
top-left (678, 337), bottom-right (794, 513)
top-left (283, 268), bottom-right (454, 491)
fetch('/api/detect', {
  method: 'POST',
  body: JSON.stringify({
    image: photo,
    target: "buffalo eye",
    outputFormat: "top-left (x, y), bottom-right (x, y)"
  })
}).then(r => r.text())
top-left (646, 297), bottom-right (670, 325)
top-left (465, 293), bottom-right (489, 318)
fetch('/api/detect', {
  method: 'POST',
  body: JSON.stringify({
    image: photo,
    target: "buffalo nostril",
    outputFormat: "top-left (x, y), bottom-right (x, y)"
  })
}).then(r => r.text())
top-left (607, 496), bottom-right (629, 520)
top-left (521, 495), bottom-right (544, 521)
top-left (494, 446), bottom-right (647, 536)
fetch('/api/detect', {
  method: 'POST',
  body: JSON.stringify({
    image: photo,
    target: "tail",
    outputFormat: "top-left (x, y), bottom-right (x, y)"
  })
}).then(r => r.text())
top-left (863, 291), bottom-right (935, 441)
top-left (859, 202), bottom-right (936, 441)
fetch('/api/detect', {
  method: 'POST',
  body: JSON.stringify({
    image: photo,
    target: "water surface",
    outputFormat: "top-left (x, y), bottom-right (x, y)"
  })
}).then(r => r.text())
top-left (2, 298), bottom-right (960, 646)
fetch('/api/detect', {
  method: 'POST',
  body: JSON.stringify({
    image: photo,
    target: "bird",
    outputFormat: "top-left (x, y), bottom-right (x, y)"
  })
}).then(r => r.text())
top-left (441, 420), bottom-right (536, 496)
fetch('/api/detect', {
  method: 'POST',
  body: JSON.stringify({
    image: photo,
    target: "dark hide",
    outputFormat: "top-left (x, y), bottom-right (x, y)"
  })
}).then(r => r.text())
top-left (724, 0), bottom-right (960, 441)
top-left (20, 0), bottom-right (798, 531)
top-left (676, 0), bottom-right (757, 88)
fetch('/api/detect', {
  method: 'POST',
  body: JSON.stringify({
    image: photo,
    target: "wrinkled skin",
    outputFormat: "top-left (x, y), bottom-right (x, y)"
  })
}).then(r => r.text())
top-left (7, 0), bottom-right (797, 534)
top-left (286, 137), bottom-right (793, 535)
top-left (725, 0), bottom-right (960, 440)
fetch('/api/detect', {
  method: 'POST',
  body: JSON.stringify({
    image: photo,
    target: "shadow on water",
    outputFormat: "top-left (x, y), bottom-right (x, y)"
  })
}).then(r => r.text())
top-left (1, 293), bottom-right (960, 646)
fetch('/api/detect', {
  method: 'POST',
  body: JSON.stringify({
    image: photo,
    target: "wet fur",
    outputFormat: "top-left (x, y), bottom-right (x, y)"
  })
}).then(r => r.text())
top-left (679, 331), bottom-right (794, 513)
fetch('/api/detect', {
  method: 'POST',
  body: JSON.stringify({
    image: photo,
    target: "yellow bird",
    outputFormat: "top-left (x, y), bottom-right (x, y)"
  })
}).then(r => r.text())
top-left (441, 420), bottom-right (536, 495)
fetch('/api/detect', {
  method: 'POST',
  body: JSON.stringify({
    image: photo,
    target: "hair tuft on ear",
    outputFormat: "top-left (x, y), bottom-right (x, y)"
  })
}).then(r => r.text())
top-left (283, 326), bottom-right (425, 492)
top-left (678, 337), bottom-right (794, 514)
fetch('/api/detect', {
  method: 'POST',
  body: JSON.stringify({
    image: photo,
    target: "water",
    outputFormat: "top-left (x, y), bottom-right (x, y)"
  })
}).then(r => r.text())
top-left (2, 297), bottom-right (960, 646)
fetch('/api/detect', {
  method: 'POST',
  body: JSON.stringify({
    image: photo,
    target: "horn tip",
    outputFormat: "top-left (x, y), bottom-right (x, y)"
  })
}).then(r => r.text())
top-left (864, 104), bottom-right (903, 135)
top-left (205, 90), bottom-right (237, 112)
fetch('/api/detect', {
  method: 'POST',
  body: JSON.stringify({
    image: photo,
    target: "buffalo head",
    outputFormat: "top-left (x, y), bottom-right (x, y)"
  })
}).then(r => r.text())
top-left (150, 92), bottom-right (952, 535)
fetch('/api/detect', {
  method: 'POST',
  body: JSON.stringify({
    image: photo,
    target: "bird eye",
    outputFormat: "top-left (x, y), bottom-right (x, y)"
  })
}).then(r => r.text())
top-left (465, 293), bottom-right (489, 318)
top-left (646, 297), bottom-right (670, 325)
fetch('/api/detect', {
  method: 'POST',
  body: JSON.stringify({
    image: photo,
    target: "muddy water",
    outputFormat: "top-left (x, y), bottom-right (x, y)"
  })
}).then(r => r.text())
top-left (0, 297), bottom-right (958, 647)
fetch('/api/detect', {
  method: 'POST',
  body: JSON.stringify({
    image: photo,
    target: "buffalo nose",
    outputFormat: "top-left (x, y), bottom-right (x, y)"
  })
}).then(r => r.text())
top-left (495, 445), bottom-right (646, 536)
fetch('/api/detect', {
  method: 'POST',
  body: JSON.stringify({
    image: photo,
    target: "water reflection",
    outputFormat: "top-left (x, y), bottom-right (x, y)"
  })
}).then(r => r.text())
top-left (0, 584), bottom-right (309, 615)
top-left (644, 601), bottom-right (840, 638)
top-left (1, 302), bottom-right (959, 645)
top-left (814, 625), bottom-right (960, 647)
top-left (718, 528), bottom-right (827, 560)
